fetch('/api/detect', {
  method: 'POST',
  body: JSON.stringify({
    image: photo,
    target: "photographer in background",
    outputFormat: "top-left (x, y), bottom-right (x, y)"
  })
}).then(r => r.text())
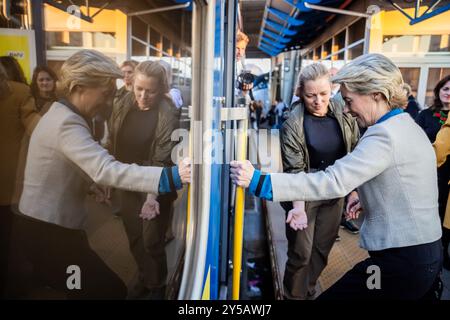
top-left (235, 31), bottom-right (254, 107)
top-left (236, 30), bottom-right (262, 133)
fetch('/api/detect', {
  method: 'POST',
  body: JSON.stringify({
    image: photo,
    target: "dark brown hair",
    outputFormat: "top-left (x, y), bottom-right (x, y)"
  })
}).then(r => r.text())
top-left (0, 56), bottom-right (27, 84)
top-left (30, 66), bottom-right (58, 99)
top-left (432, 75), bottom-right (450, 112)
top-left (0, 63), bottom-right (11, 98)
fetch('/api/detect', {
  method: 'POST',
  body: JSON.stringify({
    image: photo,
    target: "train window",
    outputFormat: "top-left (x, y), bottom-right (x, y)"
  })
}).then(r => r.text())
top-left (132, 39), bottom-right (147, 57)
top-left (150, 48), bottom-right (159, 57)
top-left (46, 31), bottom-right (116, 50)
top-left (92, 32), bottom-right (116, 49)
top-left (333, 30), bottom-right (346, 53)
top-left (150, 28), bottom-right (162, 57)
top-left (399, 67), bottom-right (420, 98)
top-left (317, 46), bottom-right (322, 60)
top-left (173, 44), bottom-right (180, 58)
top-left (163, 36), bottom-right (171, 56)
top-left (132, 16), bottom-right (148, 43)
top-left (348, 42), bottom-right (364, 60)
top-left (313, 47), bottom-right (319, 60)
top-left (383, 34), bottom-right (450, 55)
top-left (348, 18), bottom-right (365, 45)
top-left (323, 39), bottom-right (332, 59)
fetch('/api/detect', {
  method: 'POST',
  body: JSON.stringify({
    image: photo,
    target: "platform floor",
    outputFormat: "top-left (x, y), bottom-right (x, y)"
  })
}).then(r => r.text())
top-left (85, 188), bottom-right (188, 293)
top-left (265, 201), bottom-right (368, 297)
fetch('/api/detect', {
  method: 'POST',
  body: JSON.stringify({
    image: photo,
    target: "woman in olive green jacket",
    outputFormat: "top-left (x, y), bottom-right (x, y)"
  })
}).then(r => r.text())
top-left (106, 60), bottom-right (181, 299)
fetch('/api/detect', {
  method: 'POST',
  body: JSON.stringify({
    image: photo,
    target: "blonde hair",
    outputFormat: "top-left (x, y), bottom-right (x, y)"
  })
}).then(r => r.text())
top-left (332, 53), bottom-right (407, 109)
top-left (58, 49), bottom-right (122, 96)
top-left (135, 60), bottom-right (170, 95)
top-left (297, 63), bottom-right (330, 90)
top-left (237, 30), bottom-right (249, 44)
top-left (120, 60), bottom-right (138, 70)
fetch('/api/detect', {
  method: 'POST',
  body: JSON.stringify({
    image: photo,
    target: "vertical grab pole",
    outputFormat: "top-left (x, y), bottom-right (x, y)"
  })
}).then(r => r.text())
top-left (232, 117), bottom-right (248, 300)
top-left (186, 124), bottom-right (193, 231)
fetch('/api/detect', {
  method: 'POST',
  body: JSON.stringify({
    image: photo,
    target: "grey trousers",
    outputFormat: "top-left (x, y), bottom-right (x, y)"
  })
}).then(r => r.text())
top-left (283, 198), bottom-right (344, 300)
top-left (119, 190), bottom-right (173, 290)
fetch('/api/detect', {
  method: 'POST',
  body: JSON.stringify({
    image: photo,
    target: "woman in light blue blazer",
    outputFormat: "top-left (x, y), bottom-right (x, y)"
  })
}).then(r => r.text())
top-left (231, 53), bottom-right (443, 300)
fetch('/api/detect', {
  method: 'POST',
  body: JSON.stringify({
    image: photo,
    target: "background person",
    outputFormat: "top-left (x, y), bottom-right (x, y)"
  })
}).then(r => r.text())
top-left (416, 75), bottom-right (450, 143)
top-left (279, 63), bottom-right (359, 300)
top-left (106, 60), bottom-right (181, 299)
top-left (402, 83), bottom-right (419, 119)
top-left (0, 56), bottom-right (27, 84)
top-left (235, 30), bottom-right (253, 105)
top-left (0, 64), bottom-right (40, 297)
top-left (115, 60), bottom-right (138, 106)
top-left (30, 66), bottom-right (58, 115)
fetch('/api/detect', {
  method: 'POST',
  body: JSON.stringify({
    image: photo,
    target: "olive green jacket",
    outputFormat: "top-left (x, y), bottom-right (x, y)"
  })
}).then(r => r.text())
top-left (279, 98), bottom-right (359, 211)
top-left (280, 98), bottom-right (360, 174)
top-left (106, 91), bottom-right (180, 168)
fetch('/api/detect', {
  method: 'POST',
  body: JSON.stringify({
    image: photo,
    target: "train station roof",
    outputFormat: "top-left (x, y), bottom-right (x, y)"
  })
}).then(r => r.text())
top-left (253, 0), bottom-right (450, 57)
top-left (254, 0), bottom-right (356, 57)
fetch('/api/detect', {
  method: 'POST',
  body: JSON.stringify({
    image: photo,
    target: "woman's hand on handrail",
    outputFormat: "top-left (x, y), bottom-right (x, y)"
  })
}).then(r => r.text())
top-left (230, 160), bottom-right (255, 188)
top-left (178, 157), bottom-right (192, 184)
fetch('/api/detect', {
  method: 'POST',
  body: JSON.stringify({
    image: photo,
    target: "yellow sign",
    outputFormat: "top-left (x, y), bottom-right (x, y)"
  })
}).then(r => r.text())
top-left (0, 29), bottom-right (37, 83)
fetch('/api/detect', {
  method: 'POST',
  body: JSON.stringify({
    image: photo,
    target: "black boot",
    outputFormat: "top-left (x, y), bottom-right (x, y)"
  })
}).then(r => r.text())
top-left (340, 219), bottom-right (359, 234)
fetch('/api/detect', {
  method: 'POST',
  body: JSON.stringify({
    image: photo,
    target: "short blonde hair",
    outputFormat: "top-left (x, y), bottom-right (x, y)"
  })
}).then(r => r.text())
top-left (135, 60), bottom-right (170, 94)
top-left (332, 53), bottom-right (407, 109)
top-left (237, 30), bottom-right (249, 44)
top-left (58, 49), bottom-right (122, 96)
top-left (297, 63), bottom-right (330, 91)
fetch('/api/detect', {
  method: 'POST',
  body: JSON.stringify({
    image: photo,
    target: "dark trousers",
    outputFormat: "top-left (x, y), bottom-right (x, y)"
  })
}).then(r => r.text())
top-left (318, 239), bottom-right (443, 300)
top-left (0, 205), bottom-right (14, 297)
top-left (10, 213), bottom-right (127, 299)
top-left (119, 191), bottom-right (173, 293)
top-left (437, 175), bottom-right (450, 267)
top-left (283, 198), bottom-right (344, 299)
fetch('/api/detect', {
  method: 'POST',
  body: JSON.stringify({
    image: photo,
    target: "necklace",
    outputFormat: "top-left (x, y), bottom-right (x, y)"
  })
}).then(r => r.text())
top-left (433, 110), bottom-right (448, 125)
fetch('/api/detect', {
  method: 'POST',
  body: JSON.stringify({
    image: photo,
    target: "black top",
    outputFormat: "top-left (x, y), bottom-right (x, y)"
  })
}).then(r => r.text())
top-left (116, 104), bottom-right (158, 165)
top-left (404, 95), bottom-right (419, 119)
top-left (303, 109), bottom-right (346, 171)
top-left (415, 108), bottom-right (448, 143)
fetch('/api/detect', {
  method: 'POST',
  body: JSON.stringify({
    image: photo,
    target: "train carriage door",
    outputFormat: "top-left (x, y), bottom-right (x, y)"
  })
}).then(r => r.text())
top-left (178, 0), bottom-right (241, 300)
top-left (178, 0), bottom-right (224, 300)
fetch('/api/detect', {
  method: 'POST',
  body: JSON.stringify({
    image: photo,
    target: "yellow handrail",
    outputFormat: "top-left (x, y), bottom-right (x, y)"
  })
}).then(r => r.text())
top-left (232, 121), bottom-right (248, 300)
top-left (186, 127), bottom-right (193, 231)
